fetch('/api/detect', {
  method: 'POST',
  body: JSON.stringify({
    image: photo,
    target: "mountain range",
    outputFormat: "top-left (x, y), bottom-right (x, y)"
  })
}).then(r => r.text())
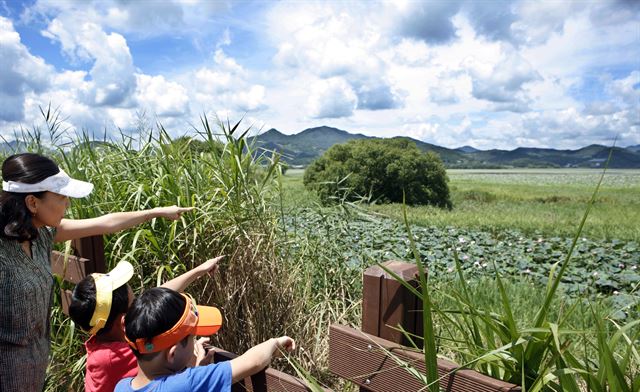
top-left (0, 140), bottom-right (21, 154)
top-left (251, 126), bottom-right (640, 168)
top-left (2, 128), bottom-right (638, 168)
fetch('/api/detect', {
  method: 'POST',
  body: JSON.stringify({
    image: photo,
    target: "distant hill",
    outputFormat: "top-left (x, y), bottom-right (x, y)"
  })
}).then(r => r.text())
top-left (252, 126), bottom-right (640, 168)
top-left (250, 126), bottom-right (370, 166)
top-left (627, 145), bottom-right (640, 153)
top-left (389, 136), bottom-right (472, 166)
top-left (466, 145), bottom-right (640, 168)
top-left (0, 140), bottom-right (21, 154)
top-left (456, 145), bottom-right (480, 153)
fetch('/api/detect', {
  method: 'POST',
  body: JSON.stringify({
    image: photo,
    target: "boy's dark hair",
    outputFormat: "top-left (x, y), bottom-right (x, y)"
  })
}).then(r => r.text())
top-left (0, 153), bottom-right (60, 242)
top-left (69, 276), bottom-right (130, 336)
top-left (124, 287), bottom-right (189, 360)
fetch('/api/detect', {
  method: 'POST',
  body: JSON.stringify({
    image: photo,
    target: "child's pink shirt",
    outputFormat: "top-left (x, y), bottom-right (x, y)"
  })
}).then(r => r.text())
top-left (84, 336), bottom-right (137, 392)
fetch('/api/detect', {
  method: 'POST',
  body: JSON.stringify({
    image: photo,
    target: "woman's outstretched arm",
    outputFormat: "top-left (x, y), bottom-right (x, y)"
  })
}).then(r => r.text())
top-left (53, 206), bottom-right (193, 242)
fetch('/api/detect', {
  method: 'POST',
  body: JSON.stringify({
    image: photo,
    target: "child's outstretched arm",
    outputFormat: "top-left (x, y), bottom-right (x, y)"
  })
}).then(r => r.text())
top-left (160, 256), bottom-right (223, 292)
top-left (230, 336), bottom-right (295, 383)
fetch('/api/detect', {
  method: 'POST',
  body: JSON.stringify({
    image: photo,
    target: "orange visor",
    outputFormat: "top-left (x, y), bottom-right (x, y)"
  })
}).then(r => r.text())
top-left (126, 294), bottom-right (222, 354)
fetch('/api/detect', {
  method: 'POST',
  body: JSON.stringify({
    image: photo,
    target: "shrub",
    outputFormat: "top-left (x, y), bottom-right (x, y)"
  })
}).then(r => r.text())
top-left (303, 138), bottom-right (452, 208)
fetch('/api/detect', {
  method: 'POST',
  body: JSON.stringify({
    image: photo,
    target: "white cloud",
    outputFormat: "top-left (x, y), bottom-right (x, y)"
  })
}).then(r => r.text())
top-left (230, 85), bottom-right (266, 112)
top-left (522, 10), bottom-right (639, 78)
top-left (188, 49), bottom-right (267, 114)
top-left (390, 1), bottom-right (461, 44)
top-left (0, 16), bottom-right (52, 122)
top-left (404, 122), bottom-right (442, 141)
top-left (25, 0), bottom-right (231, 38)
top-left (429, 83), bottom-right (459, 104)
top-left (135, 74), bottom-right (189, 117)
top-left (1, 1), bottom-right (638, 149)
top-left (519, 107), bottom-right (637, 147)
top-left (269, 2), bottom-right (401, 111)
top-left (307, 77), bottom-right (357, 118)
top-left (42, 18), bottom-right (136, 107)
top-left (462, 0), bottom-right (516, 42)
top-left (466, 45), bottom-right (540, 111)
top-left (605, 71), bottom-right (640, 108)
top-left (511, 1), bottom-right (578, 46)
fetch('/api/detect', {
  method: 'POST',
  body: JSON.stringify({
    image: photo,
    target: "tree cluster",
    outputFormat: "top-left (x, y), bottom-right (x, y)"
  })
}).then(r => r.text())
top-left (304, 138), bottom-right (452, 208)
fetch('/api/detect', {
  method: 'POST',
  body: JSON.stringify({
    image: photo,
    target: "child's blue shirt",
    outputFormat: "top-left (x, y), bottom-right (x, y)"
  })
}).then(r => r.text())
top-left (114, 361), bottom-right (232, 392)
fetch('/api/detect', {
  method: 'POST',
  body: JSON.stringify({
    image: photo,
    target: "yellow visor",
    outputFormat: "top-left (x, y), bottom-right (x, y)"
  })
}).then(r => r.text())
top-left (88, 261), bottom-right (134, 335)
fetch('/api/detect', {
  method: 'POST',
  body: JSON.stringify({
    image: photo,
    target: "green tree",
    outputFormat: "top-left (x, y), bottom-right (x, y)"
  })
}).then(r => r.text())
top-left (173, 135), bottom-right (224, 155)
top-left (304, 138), bottom-right (451, 208)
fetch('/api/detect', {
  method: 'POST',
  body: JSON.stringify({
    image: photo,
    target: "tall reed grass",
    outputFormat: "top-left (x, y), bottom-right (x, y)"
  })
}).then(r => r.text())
top-left (3, 107), bottom-right (359, 391)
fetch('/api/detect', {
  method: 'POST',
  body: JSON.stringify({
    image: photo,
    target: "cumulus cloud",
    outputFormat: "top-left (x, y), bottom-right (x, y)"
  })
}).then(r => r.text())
top-left (466, 47), bottom-right (540, 111)
top-left (429, 83), bottom-right (459, 104)
top-left (356, 81), bottom-right (403, 110)
top-left (510, 1), bottom-right (578, 46)
top-left (1, 1), bottom-right (638, 149)
top-left (230, 85), bottom-right (267, 112)
top-left (270, 3), bottom-right (402, 111)
top-left (391, 1), bottom-right (461, 44)
top-left (520, 107), bottom-right (637, 147)
top-left (588, 0), bottom-right (640, 27)
top-left (0, 16), bottom-right (52, 122)
top-left (307, 77), bottom-right (357, 118)
top-left (582, 102), bottom-right (619, 116)
top-left (135, 74), bottom-right (189, 117)
top-left (42, 18), bottom-right (136, 107)
top-left (189, 49), bottom-right (267, 113)
top-left (388, 1), bottom-right (621, 48)
top-left (604, 71), bottom-right (640, 107)
top-left (400, 114), bottom-right (477, 147)
top-left (404, 121), bottom-right (441, 141)
top-left (24, 0), bottom-right (231, 38)
top-left (463, 0), bottom-right (516, 42)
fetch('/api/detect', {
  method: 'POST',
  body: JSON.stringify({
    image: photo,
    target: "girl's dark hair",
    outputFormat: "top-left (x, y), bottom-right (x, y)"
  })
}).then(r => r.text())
top-left (0, 153), bottom-right (60, 242)
top-left (124, 287), bottom-right (187, 359)
top-left (69, 277), bottom-right (130, 336)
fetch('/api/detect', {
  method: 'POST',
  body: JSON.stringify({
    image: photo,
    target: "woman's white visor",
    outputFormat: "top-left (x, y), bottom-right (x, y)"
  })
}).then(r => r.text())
top-left (2, 169), bottom-right (93, 198)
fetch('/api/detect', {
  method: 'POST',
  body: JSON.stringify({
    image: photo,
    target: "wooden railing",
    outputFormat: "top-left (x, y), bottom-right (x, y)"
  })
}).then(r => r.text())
top-left (51, 236), bottom-right (105, 315)
top-left (51, 240), bottom-right (521, 391)
top-left (327, 261), bottom-right (521, 392)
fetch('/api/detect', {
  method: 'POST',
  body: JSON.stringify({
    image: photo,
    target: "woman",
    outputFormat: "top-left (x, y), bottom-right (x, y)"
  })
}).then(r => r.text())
top-left (0, 153), bottom-right (192, 391)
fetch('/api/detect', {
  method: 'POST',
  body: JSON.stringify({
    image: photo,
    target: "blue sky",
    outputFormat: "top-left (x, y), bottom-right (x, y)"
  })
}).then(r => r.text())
top-left (1, 0), bottom-right (638, 149)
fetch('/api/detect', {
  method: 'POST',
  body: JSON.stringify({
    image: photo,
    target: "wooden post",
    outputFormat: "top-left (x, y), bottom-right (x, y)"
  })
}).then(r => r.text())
top-left (362, 260), bottom-right (423, 347)
top-left (360, 260), bottom-right (424, 392)
top-left (71, 235), bottom-right (106, 273)
top-left (52, 235), bottom-right (106, 315)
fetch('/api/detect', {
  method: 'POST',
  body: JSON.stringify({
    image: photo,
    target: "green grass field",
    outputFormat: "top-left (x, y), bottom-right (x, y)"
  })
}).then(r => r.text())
top-left (284, 168), bottom-right (640, 242)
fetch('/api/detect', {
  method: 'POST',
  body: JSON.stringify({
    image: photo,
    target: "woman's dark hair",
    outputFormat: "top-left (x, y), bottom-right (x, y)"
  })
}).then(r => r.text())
top-left (69, 276), bottom-right (130, 336)
top-left (124, 287), bottom-right (188, 359)
top-left (0, 153), bottom-right (60, 241)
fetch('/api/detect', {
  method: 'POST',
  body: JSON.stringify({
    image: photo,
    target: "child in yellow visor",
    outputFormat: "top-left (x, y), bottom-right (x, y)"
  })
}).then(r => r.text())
top-left (69, 256), bottom-right (223, 392)
top-left (116, 287), bottom-right (295, 392)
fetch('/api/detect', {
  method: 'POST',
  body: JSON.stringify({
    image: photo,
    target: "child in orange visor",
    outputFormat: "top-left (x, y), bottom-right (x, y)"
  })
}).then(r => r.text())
top-left (69, 257), bottom-right (222, 392)
top-left (116, 287), bottom-right (295, 391)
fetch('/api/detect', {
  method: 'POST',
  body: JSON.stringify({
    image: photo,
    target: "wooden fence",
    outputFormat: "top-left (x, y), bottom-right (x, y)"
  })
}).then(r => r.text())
top-left (328, 261), bottom-right (521, 392)
top-left (51, 239), bottom-right (521, 392)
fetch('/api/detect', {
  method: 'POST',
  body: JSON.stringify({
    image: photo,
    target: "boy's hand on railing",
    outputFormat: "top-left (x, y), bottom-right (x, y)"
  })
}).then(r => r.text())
top-left (273, 336), bottom-right (296, 357)
top-left (229, 336), bottom-right (297, 383)
top-left (192, 337), bottom-right (216, 367)
top-left (196, 256), bottom-right (224, 277)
